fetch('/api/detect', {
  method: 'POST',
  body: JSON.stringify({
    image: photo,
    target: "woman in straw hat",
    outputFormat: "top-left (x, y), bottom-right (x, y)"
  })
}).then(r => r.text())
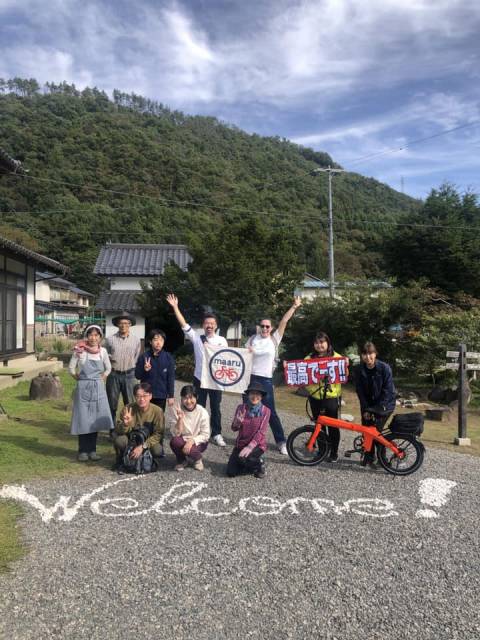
top-left (227, 381), bottom-right (271, 479)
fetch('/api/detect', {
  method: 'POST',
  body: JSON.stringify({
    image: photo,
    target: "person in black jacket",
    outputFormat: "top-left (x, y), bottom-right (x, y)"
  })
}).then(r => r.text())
top-left (135, 329), bottom-right (175, 411)
top-left (355, 341), bottom-right (396, 466)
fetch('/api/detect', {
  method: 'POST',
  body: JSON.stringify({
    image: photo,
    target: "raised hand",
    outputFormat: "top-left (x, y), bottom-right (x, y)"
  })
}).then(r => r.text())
top-left (144, 357), bottom-right (152, 372)
top-left (292, 295), bottom-right (302, 309)
top-left (166, 293), bottom-right (178, 308)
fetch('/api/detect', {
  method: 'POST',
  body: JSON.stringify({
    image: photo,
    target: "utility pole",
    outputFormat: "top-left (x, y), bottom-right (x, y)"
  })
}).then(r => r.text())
top-left (311, 166), bottom-right (346, 299)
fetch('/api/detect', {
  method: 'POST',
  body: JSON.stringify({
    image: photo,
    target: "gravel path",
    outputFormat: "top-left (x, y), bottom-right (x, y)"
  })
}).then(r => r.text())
top-left (0, 390), bottom-right (479, 640)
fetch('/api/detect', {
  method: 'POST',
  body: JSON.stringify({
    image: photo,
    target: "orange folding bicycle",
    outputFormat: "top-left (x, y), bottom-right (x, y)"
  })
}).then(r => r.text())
top-left (286, 377), bottom-right (425, 476)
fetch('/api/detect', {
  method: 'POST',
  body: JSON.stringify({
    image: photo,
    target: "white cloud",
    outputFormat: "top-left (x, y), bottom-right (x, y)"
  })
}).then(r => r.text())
top-left (1, 0), bottom-right (479, 197)
top-left (2, 0), bottom-right (479, 108)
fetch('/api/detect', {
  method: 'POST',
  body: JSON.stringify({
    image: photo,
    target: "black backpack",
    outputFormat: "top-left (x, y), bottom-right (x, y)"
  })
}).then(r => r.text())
top-left (121, 446), bottom-right (155, 474)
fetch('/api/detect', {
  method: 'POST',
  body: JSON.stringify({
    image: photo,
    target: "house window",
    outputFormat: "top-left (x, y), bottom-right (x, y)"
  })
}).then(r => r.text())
top-left (0, 253), bottom-right (26, 356)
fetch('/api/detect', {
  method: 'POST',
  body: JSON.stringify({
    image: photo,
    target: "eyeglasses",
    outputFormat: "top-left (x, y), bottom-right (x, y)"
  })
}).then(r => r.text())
top-left (135, 394), bottom-right (150, 399)
top-left (260, 325), bottom-right (271, 329)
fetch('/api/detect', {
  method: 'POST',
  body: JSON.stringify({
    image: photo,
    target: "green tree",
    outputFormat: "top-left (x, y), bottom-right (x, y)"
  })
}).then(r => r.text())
top-left (139, 217), bottom-right (305, 334)
top-left (384, 183), bottom-right (480, 296)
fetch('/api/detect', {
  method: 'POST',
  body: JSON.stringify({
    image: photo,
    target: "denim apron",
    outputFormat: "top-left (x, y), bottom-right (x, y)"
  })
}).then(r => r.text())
top-left (70, 356), bottom-right (114, 435)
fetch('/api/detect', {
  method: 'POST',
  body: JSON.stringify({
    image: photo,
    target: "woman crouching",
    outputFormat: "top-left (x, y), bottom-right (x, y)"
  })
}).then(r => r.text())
top-left (227, 382), bottom-right (271, 479)
top-left (169, 385), bottom-right (210, 471)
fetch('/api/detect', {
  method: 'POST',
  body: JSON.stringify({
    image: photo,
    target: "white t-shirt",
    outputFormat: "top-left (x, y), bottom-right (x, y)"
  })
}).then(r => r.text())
top-left (248, 330), bottom-right (282, 378)
top-left (183, 325), bottom-right (228, 380)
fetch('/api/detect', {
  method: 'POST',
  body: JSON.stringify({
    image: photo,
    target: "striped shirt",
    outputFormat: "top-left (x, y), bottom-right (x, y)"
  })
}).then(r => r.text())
top-left (105, 332), bottom-right (141, 372)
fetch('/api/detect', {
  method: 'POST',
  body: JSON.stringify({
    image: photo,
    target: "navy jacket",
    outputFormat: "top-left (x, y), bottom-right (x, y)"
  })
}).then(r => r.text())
top-left (135, 349), bottom-right (175, 400)
top-left (355, 360), bottom-right (396, 413)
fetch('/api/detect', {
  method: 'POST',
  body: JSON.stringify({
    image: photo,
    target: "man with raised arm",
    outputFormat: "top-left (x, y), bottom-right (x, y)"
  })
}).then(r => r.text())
top-left (246, 296), bottom-right (302, 455)
top-left (166, 294), bottom-right (229, 447)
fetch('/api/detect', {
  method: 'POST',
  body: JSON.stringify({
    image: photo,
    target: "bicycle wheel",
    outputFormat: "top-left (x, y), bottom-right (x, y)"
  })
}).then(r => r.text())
top-left (377, 433), bottom-right (424, 476)
top-left (287, 426), bottom-right (329, 466)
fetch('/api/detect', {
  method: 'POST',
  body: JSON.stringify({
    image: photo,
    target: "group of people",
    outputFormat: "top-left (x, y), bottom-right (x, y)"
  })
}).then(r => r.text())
top-left (68, 293), bottom-right (396, 477)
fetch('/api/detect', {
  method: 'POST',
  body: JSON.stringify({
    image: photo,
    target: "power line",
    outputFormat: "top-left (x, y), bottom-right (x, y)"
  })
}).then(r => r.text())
top-left (346, 120), bottom-right (480, 167)
top-left (16, 215), bottom-right (480, 236)
top-left (6, 171), bottom-right (318, 218)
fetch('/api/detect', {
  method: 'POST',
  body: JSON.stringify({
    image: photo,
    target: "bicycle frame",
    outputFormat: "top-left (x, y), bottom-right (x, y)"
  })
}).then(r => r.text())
top-left (307, 414), bottom-right (406, 460)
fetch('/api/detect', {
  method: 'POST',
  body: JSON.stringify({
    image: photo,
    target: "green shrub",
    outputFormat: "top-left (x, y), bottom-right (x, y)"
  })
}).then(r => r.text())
top-left (175, 355), bottom-right (194, 382)
top-left (51, 339), bottom-right (70, 354)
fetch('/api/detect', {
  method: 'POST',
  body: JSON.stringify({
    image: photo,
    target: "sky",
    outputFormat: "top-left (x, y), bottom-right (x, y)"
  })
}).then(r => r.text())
top-left (1, 0), bottom-right (479, 199)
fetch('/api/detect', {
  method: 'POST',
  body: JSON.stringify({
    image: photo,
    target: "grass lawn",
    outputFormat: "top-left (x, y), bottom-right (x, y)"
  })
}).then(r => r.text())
top-left (0, 370), bottom-right (116, 572)
top-left (275, 383), bottom-right (480, 457)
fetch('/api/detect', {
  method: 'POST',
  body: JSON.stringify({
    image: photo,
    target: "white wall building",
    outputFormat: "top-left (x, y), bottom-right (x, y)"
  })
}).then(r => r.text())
top-left (94, 243), bottom-right (192, 342)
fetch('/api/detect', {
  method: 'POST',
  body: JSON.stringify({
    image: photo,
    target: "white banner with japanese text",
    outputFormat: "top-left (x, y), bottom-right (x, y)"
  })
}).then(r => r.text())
top-left (200, 343), bottom-right (253, 393)
top-left (283, 356), bottom-right (349, 386)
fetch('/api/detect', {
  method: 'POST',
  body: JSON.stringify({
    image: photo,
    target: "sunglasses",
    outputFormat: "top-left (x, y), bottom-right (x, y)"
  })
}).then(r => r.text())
top-left (260, 325), bottom-right (271, 329)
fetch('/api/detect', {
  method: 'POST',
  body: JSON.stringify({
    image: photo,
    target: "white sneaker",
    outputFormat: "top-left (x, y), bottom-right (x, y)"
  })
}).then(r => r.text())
top-left (277, 442), bottom-right (288, 455)
top-left (212, 434), bottom-right (226, 447)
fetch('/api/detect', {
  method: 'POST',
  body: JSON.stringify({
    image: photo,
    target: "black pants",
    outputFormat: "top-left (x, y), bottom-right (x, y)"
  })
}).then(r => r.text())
top-left (78, 432), bottom-right (97, 454)
top-left (193, 376), bottom-right (222, 437)
top-left (362, 412), bottom-right (392, 457)
top-left (227, 446), bottom-right (264, 477)
top-left (152, 398), bottom-right (166, 411)
top-left (309, 396), bottom-right (340, 456)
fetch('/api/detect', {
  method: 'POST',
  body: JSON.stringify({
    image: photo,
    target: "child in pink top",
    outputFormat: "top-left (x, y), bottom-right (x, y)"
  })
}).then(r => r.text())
top-left (227, 381), bottom-right (271, 479)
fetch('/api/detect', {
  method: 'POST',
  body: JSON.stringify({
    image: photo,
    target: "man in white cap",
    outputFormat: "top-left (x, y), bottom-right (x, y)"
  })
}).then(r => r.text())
top-left (105, 311), bottom-right (141, 430)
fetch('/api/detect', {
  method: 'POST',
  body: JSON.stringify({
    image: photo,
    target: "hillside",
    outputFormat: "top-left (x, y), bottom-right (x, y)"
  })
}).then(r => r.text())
top-left (0, 79), bottom-right (419, 291)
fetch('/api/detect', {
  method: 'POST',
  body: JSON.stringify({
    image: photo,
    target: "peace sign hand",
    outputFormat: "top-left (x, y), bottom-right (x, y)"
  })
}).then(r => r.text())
top-left (144, 357), bottom-right (152, 372)
top-left (122, 406), bottom-right (133, 427)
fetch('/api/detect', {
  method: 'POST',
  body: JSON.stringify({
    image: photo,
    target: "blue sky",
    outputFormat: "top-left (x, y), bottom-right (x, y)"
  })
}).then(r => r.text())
top-left (1, 0), bottom-right (479, 199)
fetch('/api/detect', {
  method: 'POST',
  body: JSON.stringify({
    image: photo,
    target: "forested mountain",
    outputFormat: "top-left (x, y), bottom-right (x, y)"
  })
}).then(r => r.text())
top-left (0, 78), bottom-right (419, 292)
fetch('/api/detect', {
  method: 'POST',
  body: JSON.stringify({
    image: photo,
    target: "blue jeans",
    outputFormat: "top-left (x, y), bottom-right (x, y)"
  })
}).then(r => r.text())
top-left (248, 374), bottom-right (286, 444)
top-left (106, 370), bottom-right (136, 426)
top-left (193, 377), bottom-right (223, 437)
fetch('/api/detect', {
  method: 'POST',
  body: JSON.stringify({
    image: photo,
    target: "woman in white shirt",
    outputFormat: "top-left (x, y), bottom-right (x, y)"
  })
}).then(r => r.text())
top-left (69, 325), bottom-right (113, 461)
top-left (169, 385), bottom-right (211, 471)
top-left (246, 297), bottom-right (301, 454)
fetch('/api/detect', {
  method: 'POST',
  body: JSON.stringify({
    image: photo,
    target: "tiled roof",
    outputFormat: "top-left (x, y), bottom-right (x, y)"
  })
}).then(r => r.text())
top-left (70, 286), bottom-right (94, 297)
top-left (37, 271), bottom-right (93, 296)
top-left (0, 236), bottom-right (67, 272)
top-left (93, 243), bottom-right (191, 276)
top-left (95, 290), bottom-right (141, 312)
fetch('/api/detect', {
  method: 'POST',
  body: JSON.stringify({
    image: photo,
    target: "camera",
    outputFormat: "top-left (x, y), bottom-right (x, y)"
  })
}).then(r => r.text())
top-left (129, 425), bottom-right (153, 447)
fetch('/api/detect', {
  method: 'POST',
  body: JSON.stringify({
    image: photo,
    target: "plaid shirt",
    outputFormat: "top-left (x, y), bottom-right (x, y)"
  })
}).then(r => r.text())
top-left (105, 332), bottom-right (141, 372)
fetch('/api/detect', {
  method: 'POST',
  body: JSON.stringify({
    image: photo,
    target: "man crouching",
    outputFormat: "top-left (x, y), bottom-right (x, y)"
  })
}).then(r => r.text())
top-left (113, 382), bottom-right (165, 473)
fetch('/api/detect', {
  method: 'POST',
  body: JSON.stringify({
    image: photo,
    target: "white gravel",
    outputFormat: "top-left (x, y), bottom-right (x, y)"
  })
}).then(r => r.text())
top-left (0, 388), bottom-right (479, 639)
